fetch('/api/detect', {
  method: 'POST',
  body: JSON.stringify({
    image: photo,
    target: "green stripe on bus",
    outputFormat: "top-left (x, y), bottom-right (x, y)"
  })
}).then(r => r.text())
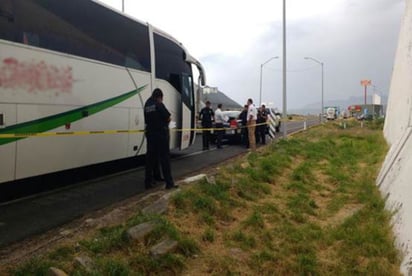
top-left (0, 85), bottom-right (147, 146)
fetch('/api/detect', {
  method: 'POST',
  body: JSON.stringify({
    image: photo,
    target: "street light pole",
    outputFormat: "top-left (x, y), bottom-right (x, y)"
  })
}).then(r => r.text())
top-left (282, 0), bottom-right (287, 138)
top-left (259, 56), bottom-right (279, 106)
top-left (304, 57), bottom-right (324, 123)
top-left (122, 0), bottom-right (125, 12)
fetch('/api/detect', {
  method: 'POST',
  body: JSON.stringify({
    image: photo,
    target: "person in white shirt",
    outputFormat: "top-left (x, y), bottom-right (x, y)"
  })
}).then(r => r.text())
top-left (247, 98), bottom-right (257, 151)
top-left (214, 103), bottom-right (227, 149)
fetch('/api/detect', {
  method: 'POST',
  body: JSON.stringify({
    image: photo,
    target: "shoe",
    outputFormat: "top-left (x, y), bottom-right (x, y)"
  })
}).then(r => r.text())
top-left (145, 182), bottom-right (155, 189)
top-left (154, 177), bottom-right (165, 182)
top-left (165, 184), bottom-right (179, 190)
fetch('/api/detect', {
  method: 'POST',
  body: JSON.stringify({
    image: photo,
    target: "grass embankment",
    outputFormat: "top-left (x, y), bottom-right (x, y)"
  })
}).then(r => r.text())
top-left (8, 122), bottom-right (400, 275)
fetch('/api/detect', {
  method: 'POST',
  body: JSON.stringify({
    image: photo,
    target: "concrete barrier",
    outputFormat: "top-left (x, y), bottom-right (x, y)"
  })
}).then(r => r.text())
top-left (380, 0), bottom-right (412, 274)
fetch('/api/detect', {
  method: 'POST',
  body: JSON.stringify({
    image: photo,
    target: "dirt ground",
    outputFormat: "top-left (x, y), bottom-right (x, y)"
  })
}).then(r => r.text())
top-left (0, 188), bottom-right (161, 269)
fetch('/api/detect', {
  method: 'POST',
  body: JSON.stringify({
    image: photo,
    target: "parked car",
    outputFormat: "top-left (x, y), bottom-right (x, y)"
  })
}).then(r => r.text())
top-left (211, 110), bottom-right (242, 144)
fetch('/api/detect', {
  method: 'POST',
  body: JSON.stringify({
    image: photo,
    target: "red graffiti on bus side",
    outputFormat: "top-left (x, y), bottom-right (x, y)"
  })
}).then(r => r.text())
top-left (0, 58), bottom-right (73, 94)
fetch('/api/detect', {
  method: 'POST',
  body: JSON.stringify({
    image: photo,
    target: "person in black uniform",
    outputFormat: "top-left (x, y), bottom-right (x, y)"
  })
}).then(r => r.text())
top-left (144, 88), bottom-right (177, 190)
top-left (255, 108), bottom-right (262, 144)
top-left (199, 101), bottom-right (214, 150)
top-left (238, 105), bottom-right (249, 148)
top-left (259, 104), bottom-right (268, 144)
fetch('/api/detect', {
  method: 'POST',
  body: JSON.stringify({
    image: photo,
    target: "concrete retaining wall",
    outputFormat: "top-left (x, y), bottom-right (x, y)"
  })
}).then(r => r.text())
top-left (380, 0), bottom-right (412, 274)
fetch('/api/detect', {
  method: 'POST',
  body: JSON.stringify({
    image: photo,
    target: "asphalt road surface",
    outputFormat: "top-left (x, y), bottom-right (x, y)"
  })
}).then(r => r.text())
top-left (0, 119), bottom-right (319, 248)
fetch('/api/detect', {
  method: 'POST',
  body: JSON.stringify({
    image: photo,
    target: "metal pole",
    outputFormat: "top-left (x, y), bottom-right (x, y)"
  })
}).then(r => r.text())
top-left (321, 62), bottom-right (324, 123)
top-left (122, 0), bottom-right (124, 12)
top-left (282, 0), bottom-right (287, 139)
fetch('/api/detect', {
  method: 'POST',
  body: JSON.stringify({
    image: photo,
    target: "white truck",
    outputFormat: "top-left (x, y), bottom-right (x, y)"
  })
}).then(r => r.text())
top-left (326, 107), bottom-right (337, 120)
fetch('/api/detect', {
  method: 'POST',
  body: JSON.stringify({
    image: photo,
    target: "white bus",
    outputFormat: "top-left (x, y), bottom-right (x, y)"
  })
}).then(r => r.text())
top-left (0, 0), bottom-right (206, 199)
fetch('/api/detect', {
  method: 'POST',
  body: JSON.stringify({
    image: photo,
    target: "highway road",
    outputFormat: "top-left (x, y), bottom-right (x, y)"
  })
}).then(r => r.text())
top-left (0, 119), bottom-right (319, 249)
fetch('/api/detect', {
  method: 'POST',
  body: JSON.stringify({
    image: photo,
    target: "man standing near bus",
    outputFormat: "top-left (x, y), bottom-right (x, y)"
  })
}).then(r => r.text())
top-left (238, 105), bottom-right (249, 148)
top-left (258, 104), bottom-right (268, 145)
top-left (214, 103), bottom-right (227, 149)
top-left (199, 101), bottom-right (214, 150)
top-left (247, 98), bottom-right (257, 151)
top-left (144, 89), bottom-right (177, 190)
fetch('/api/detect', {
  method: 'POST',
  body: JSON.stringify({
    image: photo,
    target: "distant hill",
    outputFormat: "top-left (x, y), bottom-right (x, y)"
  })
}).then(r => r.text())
top-left (201, 90), bottom-right (242, 111)
top-left (290, 95), bottom-right (388, 115)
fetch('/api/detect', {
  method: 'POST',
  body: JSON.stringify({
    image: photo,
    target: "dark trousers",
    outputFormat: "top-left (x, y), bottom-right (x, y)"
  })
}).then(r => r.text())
top-left (259, 125), bottom-right (266, 144)
top-left (145, 131), bottom-right (174, 188)
top-left (202, 124), bottom-right (212, 149)
top-left (255, 124), bottom-right (266, 144)
top-left (215, 123), bottom-right (224, 148)
top-left (241, 125), bottom-right (249, 147)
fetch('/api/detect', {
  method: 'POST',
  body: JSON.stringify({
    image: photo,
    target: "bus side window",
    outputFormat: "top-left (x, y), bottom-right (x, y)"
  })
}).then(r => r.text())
top-left (0, 0), bottom-right (13, 22)
top-left (3, 0), bottom-right (151, 72)
top-left (22, 32), bottom-right (39, 46)
top-left (182, 74), bottom-right (193, 106)
top-left (0, 0), bottom-right (15, 42)
top-left (169, 74), bottom-right (181, 94)
top-left (125, 52), bottom-right (144, 70)
top-left (154, 33), bottom-right (193, 96)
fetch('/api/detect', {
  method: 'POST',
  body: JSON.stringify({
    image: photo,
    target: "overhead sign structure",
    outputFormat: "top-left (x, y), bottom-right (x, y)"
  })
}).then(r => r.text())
top-left (361, 80), bottom-right (372, 86)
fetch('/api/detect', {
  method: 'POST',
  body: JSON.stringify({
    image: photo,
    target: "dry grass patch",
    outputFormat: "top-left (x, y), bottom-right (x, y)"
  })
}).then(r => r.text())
top-left (166, 123), bottom-right (400, 275)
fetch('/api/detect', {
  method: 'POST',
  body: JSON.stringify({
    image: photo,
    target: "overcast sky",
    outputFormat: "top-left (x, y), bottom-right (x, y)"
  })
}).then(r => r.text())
top-left (100, 0), bottom-right (404, 110)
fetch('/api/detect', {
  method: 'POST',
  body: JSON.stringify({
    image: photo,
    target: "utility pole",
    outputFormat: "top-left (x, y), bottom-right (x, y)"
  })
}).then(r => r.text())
top-left (282, 0), bottom-right (287, 138)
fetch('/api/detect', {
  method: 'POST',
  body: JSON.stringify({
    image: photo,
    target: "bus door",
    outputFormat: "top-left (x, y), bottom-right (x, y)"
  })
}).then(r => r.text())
top-left (180, 73), bottom-right (194, 150)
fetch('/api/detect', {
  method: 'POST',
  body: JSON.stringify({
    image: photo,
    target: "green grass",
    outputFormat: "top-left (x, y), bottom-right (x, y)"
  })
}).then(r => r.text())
top-left (80, 225), bottom-right (128, 254)
top-left (10, 258), bottom-right (55, 276)
top-left (202, 228), bottom-right (216, 242)
top-left (227, 230), bottom-right (257, 250)
top-left (8, 124), bottom-right (400, 276)
top-left (178, 237), bottom-right (200, 257)
top-left (97, 258), bottom-right (131, 276)
top-left (48, 246), bottom-right (75, 262)
top-left (129, 253), bottom-right (185, 275)
top-left (243, 210), bottom-right (265, 229)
